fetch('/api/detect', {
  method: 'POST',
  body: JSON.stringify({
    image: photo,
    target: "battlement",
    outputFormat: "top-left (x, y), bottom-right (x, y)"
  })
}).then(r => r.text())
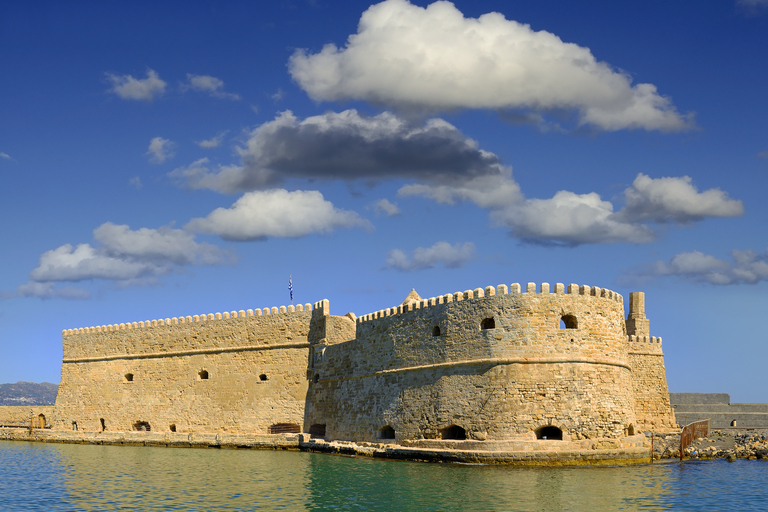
top-left (628, 335), bottom-right (662, 345)
top-left (62, 299), bottom-right (330, 337)
top-left (355, 282), bottom-right (623, 324)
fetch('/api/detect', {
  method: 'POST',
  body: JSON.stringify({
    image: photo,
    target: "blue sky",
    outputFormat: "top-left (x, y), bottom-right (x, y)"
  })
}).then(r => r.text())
top-left (1, 0), bottom-right (767, 401)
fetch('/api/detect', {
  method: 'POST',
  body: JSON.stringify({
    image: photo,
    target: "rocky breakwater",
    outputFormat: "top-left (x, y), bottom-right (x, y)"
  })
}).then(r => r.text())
top-left (651, 429), bottom-right (768, 461)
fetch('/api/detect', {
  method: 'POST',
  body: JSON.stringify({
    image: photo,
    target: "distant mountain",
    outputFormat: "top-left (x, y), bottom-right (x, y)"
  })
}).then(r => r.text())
top-left (0, 381), bottom-right (58, 406)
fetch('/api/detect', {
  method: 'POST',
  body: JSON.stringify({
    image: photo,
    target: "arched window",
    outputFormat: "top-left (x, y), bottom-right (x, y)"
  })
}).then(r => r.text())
top-left (480, 318), bottom-right (495, 330)
top-left (379, 425), bottom-right (396, 440)
top-left (124, 373), bottom-right (134, 382)
top-left (169, 423), bottom-right (177, 432)
top-left (535, 425), bottom-right (563, 440)
top-left (313, 374), bottom-right (320, 383)
top-left (133, 421), bottom-right (151, 432)
top-left (441, 425), bottom-right (467, 440)
top-left (198, 370), bottom-right (209, 380)
top-left (560, 314), bottom-right (577, 329)
top-left (37, 414), bottom-right (46, 429)
top-left (432, 326), bottom-right (441, 336)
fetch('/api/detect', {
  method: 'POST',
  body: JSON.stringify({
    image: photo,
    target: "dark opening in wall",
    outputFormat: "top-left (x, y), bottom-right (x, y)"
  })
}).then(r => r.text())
top-left (169, 424), bottom-right (177, 432)
top-left (313, 374), bottom-right (320, 383)
top-left (133, 421), bottom-right (151, 432)
top-left (480, 318), bottom-right (495, 330)
top-left (626, 424), bottom-right (635, 436)
top-left (37, 414), bottom-right (46, 429)
top-left (379, 426), bottom-right (396, 440)
top-left (198, 370), bottom-right (209, 380)
top-left (731, 420), bottom-right (737, 427)
top-left (309, 424), bottom-right (327, 438)
top-left (72, 421), bottom-right (78, 431)
top-left (269, 423), bottom-right (301, 434)
top-left (560, 314), bottom-right (578, 329)
top-left (432, 326), bottom-right (441, 336)
top-left (124, 373), bottom-right (134, 382)
top-left (100, 418), bottom-right (106, 431)
top-left (259, 374), bottom-right (268, 381)
top-left (535, 426), bottom-right (563, 440)
top-left (441, 425), bottom-right (467, 440)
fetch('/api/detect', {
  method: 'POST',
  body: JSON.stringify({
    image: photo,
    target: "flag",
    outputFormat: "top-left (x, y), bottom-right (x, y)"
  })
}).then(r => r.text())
top-left (288, 275), bottom-right (293, 302)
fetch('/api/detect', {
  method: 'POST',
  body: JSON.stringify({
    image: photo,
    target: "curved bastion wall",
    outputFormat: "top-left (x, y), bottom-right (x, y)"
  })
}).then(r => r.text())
top-left (48, 280), bottom-right (675, 447)
top-left (306, 283), bottom-right (646, 443)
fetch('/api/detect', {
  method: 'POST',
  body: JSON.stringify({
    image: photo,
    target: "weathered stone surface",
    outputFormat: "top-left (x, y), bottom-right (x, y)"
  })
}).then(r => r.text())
top-left (0, 282), bottom-right (677, 465)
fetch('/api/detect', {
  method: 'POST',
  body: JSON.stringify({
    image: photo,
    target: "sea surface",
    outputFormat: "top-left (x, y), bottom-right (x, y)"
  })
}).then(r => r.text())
top-left (1, 440), bottom-right (766, 511)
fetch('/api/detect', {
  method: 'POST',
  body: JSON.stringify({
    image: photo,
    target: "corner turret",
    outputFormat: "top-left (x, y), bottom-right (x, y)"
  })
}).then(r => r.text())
top-left (626, 292), bottom-right (650, 337)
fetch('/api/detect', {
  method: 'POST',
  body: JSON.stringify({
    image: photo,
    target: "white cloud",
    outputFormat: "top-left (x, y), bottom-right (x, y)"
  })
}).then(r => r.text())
top-left (617, 173), bottom-right (744, 223)
top-left (642, 249), bottom-right (768, 285)
top-left (29, 243), bottom-right (159, 282)
top-left (196, 132), bottom-right (228, 149)
top-left (758, 150), bottom-right (768, 160)
top-left (183, 74), bottom-right (240, 100)
top-left (386, 241), bottom-right (476, 271)
top-left (93, 222), bottom-right (226, 266)
top-left (373, 198), bottom-right (401, 216)
top-left (186, 189), bottom-right (372, 241)
top-left (168, 109), bottom-right (741, 247)
top-left (398, 172), bottom-right (522, 209)
top-left (490, 191), bottom-right (654, 245)
top-left (16, 281), bottom-right (91, 300)
top-left (106, 69), bottom-right (166, 101)
top-left (289, 0), bottom-right (693, 131)
top-left (22, 223), bottom-right (232, 299)
top-left (129, 176), bottom-right (143, 189)
top-left (170, 109), bottom-right (510, 193)
top-left (0, 152), bottom-right (12, 160)
top-left (146, 137), bottom-right (175, 164)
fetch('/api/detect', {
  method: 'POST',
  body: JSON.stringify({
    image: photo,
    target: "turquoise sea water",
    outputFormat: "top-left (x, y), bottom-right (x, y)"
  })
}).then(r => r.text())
top-left (1, 441), bottom-right (766, 511)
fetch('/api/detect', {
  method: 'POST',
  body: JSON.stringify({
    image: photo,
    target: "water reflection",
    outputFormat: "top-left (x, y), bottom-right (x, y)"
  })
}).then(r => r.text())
top-left (55, 443), bottom-right (313, 511)
top-left (2, 441), bottom-right (767, 511)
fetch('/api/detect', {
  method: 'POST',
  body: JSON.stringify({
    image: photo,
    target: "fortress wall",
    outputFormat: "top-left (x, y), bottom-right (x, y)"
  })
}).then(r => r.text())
top-left (61, 302), bottom-right (321, 360)
top-left (308, 283), bottom-right (637, 443)
top-left (625, 292), bottom-right (676, 431)
top-left (628, 337), bottom-right (676, 430)
top-left (53, 301), bottom-right (334, 434)
top-left (0, 406), bottom-right (55, 428)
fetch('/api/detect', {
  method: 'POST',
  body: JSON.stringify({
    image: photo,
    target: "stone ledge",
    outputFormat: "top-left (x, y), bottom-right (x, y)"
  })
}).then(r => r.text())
top-left (0, 428), bottom-right (652, 465)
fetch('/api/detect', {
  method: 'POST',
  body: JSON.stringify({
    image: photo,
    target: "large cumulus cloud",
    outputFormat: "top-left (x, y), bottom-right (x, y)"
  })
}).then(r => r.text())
top-left (169, 109), bottom-right (514, 194)
top-left (289, 0), bottom-right (693, 131)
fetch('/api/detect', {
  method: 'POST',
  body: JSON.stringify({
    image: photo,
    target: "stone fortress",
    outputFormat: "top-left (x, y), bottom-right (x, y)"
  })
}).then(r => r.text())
top-left (5, 281), bottom-right (678, 464)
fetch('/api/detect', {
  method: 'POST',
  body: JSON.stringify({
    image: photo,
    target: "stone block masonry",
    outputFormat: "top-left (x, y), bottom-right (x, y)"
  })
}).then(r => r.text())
top-left (2, 280), bottom-right (677, 465)
top-left (54, 300), bottom-right (355, 435)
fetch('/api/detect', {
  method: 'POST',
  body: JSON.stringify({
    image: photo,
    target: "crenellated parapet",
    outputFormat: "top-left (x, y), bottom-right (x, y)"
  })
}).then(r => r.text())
top-left (627, 335), bottom-right (664, 355)
top-left (356, 282), bottom-right (623, 324)
top-left (62, 301), bottom-right (325, 337)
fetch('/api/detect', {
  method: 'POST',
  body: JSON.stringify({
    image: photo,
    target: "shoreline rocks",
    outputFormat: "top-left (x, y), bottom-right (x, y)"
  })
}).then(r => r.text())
top-left (650, 429), bottom-right (768, 461)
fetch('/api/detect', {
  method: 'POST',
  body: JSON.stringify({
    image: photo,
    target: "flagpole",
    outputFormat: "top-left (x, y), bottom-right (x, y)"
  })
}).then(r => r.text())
top-left (289, 275), bottom-right (293, 307)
